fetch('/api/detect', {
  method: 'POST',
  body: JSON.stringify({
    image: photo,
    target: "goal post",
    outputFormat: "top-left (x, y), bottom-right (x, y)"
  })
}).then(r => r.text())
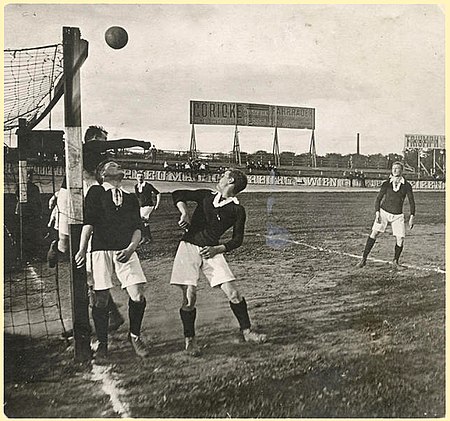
top-left (63, 26), bottom-right (91, 362)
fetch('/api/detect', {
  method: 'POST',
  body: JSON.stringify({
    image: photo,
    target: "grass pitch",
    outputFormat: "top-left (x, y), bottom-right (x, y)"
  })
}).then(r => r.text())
top-left (4, 190), bottom-right (445, 417)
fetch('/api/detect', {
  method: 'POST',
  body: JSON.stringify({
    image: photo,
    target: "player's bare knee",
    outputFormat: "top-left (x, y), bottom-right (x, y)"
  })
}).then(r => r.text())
top-left (186, 286), bottom-right (197, 309)
top-left (127, 285), bottom-right (145, 303)
top-left (370, 230), bottom-right (380, 239)
top-left (221, 283), bottom-right (241, 303)
top-left (397, 237), bottom-right (405, 246)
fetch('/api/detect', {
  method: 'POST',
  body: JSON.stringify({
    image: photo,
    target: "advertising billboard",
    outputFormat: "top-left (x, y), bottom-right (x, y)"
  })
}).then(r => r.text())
top-left (404, 134), bottom-right (445, 149)
top-left (190, 101), bottom-right (315, 130)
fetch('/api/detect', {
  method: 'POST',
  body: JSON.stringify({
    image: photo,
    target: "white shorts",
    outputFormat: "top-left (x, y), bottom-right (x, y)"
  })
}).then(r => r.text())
top-left (372, 208), bottom-right (405, 237)
top-left (170, 241), bottom-right (235, 288)
top-left (88, 250), bottom-right (147, 291)
top-left (140, 206), bottom-right (155, 221)
top-left (56, 176), bottom-right (97, 236)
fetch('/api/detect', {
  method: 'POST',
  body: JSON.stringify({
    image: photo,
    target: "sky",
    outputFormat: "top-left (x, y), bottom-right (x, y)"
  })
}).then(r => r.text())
top-left (3, 3), bottom-right (445, 156)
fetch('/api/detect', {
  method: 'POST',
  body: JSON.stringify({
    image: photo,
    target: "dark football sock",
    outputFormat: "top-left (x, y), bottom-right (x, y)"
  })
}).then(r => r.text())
top-left (180, 307), bottom-right (196, 338)
top-left (362, 236), bottom-right (376, 260)
top-left (109, 298), bottom-right (124, 321)
top-left (128, 297), bottom-right (146, 337)
top-left (394, 244), bottom-right (403, 262)
top-left (92, 305), bottom-right (109, 344)
top-left (230, 297), bottom-right (251, 331)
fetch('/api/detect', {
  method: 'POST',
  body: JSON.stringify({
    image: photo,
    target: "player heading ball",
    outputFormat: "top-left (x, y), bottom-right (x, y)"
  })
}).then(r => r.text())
top-left (170, 168), bottom-right (267, 356)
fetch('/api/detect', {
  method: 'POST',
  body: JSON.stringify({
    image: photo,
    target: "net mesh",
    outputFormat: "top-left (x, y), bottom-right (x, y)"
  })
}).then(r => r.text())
top-left (4, 163), bottom-right (71, 339)
top-left (4, 44), bottom-right (64, 133)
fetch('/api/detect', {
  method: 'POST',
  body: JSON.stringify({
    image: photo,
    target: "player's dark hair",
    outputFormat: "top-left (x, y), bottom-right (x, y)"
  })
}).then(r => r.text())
top-left (228, 168), bottom-right (248, 194)
top-left (84, 125), bottom-right (108, 142)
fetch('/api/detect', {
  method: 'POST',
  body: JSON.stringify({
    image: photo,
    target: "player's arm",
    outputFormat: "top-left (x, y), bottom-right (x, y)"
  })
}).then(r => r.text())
top-left (201, 207), bottom-right (247, 258)
top-left (407, 184), bottom-right (416, 229)
top-left (176, 201), bottom-right (191, 229)
top-left (155, 192), bottom-right (161, 210)
top-left (374, 182), bottom-right (388, 223)
top-left (172, 189), bottom-right (211, 229)
top-left (116, 228), bottom-right (141, 263)
top-left (116, 196), bottom-right (143, 263)
top-left (75, 185), bottom-right (102, 267)
top-left (48, 190), bottom-right (59, 209)
top-left (152, 186), bottom-right (161, 210)
top-left (97, 139), bottom-right (151, 151)
top-left (75, 225), bottom-right (93, 268)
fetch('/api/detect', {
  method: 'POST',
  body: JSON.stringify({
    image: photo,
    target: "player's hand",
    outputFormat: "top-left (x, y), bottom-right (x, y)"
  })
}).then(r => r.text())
top-left (75, 250), bottom-right (86, 268)
top-left (178, 214), bottom-right (191, 230)
top-left (199, 246), bottom-right (219, 259)
top-left (48, 195), bottom-right (57, 210)
top-left (116, 248), bottom-right (133, 263)
top-left (409, 215), bottom-right (415, 229)
top-left (375, 211), bottom-right (381, 224)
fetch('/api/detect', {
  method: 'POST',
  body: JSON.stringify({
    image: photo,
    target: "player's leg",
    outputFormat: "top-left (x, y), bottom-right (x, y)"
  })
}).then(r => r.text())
top-left (139, 206), bottom-right (153, 244)
top-left (179, 285), bottom-right (201, 356)
top-left (90, 251), bottom-right (115, 361)
top-left (391, 214), bottom-right (406, 267)
top-left (220, 281), bottom-right (267, 343)
top-left (358, 211), bottom-right (387, 267)
top-left (358, 229), bottom-right (381, 267)
top-left (169, 241), bottom-right (202, 356)
top-left (47, 187), bottom-right (70, 267)
top-left (203, 254), bottom-right (266, 343)
top-left (125, 282), bottom-right (149, 357)
top-left (115, 252), bottom-right (149, 357)
top-left (108, 295), bottom-right (125, 332)
top-left (91, 289), bottom-right (111, 361)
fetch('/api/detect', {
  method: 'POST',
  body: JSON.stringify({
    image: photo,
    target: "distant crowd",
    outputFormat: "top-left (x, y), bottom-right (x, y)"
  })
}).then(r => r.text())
top-left (163, 158), bottom-right (211, 175)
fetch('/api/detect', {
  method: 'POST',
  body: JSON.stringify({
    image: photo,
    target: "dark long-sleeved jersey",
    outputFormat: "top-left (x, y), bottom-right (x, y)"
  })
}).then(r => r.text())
top-left (172, 189), bottom-right (246, 252)
top-left (84, 185), bottom-right (142, 251)
top-left (375, 180), bottom-right (416, 216)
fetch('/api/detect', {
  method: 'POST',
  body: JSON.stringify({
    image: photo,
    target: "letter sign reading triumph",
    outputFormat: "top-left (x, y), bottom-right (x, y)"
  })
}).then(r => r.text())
top-left (190, 100), bottom-right (315, 130)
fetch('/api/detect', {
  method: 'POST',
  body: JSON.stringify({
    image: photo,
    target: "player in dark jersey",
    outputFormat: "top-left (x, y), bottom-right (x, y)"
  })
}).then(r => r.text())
top-left (47, 125), bottom-right (151, 265)
top-left (75, 160), bottom-right (149, 361)
top-left (358, 161), bottom-right (416, 268)
top-left (47, 126), bottom-right (150, 334)
top-left (170, 169), bottom-right (267, 357)
top-left (134, 172), bottom-right (161, 244)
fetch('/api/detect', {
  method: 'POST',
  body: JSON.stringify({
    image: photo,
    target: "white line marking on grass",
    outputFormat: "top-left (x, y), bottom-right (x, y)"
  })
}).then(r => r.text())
top-left (89, 341), bottom-right (131, 418)
top-left (26, 264), bottom-right (44, 285)
top-left (257, 234), bottom-right (446, 274)
top-left (90, 364), bottom-right (131, 418)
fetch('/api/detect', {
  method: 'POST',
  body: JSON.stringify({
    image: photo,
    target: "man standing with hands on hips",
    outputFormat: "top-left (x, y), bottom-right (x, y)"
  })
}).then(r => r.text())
top-left (134, 171), bottom-right (161, 244)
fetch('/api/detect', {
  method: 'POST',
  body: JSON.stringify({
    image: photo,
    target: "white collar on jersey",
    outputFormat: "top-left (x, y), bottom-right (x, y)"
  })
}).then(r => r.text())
top-left (389, 175), bottom-right (405, 192)
top-left (103, 182), bottom-right (125, 206)
top-left (212, 190), bottom-right (239, 207)
top-left (136, 181), bottom-right (147, 193)
top-left (102, 182), bottom-right (126, 193)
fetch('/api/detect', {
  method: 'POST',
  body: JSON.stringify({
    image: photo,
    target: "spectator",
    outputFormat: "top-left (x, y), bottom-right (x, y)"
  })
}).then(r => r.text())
top-left (150, 145), bottom-right (157, 163)
top-left (15, 169), bottom-right (42, 262)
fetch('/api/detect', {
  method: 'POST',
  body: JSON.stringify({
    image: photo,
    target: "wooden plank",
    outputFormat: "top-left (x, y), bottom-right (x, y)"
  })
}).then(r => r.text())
top-left (63, 26), bottom-right (91, 363)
